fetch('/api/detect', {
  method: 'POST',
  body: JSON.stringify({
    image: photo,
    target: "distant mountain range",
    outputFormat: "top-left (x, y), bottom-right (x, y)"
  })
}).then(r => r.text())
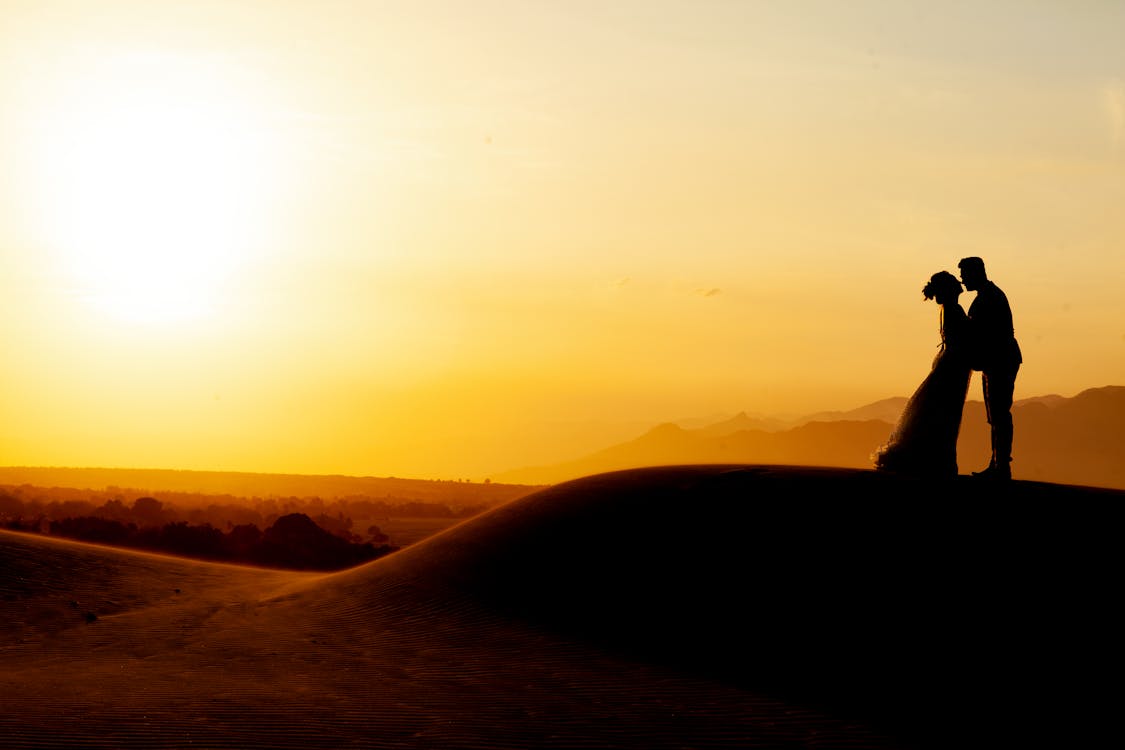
top-left (5, 387), bottom-right (1121, 496)
top-left (492, 386), bottom-right (1125, 491)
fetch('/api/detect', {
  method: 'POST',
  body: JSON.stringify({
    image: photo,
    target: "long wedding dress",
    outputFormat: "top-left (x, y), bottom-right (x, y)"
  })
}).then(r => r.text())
top-left (873, 302), bottom-right (972, 478)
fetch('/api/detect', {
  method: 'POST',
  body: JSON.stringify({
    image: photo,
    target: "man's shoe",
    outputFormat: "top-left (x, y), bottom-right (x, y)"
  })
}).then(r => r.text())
top-left (972, 465), bottom-right (1011, 480)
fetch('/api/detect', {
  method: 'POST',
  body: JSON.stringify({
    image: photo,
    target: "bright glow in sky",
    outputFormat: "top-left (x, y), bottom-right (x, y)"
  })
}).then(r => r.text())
top-left (2, 1), bottom-right (1123, 479)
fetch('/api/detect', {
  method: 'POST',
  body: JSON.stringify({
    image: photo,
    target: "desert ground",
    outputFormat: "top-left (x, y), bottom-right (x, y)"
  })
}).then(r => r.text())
top-left (2, 464), bottom-right (1122, 749)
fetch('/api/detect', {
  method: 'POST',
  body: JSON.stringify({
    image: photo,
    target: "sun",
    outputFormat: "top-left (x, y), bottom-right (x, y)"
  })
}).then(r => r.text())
top-left (29, 51), bottom-right (281, 325)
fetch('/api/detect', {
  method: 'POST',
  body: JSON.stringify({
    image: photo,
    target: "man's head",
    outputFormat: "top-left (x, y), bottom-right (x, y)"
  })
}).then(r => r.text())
top-left (958, 256), bottom-right (987, 291)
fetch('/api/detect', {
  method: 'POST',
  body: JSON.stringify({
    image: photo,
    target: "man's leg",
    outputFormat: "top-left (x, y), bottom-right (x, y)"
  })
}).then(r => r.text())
top-left (979, 365), bottom-right (1018, 478)
top-left (981, 375), bottom-right (996, 470)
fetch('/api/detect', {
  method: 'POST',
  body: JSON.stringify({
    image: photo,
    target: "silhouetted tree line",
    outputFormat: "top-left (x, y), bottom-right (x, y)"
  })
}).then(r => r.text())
top-left (0, 490), bottom-right (398, 570)
top-left (0, 485), bottom-right (488, 553)
top-left (0, 484), bottom-right (488, 533)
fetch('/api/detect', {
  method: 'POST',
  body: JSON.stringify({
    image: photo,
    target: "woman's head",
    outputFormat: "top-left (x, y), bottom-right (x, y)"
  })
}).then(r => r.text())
top-left (922, 271), bottom-right (963, 303)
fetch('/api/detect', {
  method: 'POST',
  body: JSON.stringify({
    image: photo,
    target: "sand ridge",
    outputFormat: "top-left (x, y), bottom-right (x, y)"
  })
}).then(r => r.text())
top-left (3, 464), bottom-right (1123, 748)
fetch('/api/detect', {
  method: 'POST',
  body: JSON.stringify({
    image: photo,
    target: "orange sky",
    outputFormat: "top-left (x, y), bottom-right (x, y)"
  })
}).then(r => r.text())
top-left (2, 1), bottom-right (1124, 480)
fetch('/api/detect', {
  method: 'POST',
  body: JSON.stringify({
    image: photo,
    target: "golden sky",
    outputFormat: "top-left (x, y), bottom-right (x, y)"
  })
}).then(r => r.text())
top-left (2, 1), bottom-right (1123, 479)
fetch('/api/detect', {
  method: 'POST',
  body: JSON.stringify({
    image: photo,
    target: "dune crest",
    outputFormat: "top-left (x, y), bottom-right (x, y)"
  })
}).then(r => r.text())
top-left (3, 464), bottom-right (1122, 748)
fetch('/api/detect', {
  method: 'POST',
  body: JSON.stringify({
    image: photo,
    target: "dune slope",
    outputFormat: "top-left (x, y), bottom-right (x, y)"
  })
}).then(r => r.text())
top-left (2, 464), bottom-right (1122, 749)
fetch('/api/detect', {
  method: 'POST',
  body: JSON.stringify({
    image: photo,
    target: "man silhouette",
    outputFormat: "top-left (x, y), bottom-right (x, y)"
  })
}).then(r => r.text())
top-left (958, 257), bottom-right (1022, 480)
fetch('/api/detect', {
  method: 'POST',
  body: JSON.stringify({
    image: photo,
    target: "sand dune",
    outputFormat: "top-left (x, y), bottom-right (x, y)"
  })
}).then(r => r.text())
top-left (3, 464), bottom-right (1122, 749)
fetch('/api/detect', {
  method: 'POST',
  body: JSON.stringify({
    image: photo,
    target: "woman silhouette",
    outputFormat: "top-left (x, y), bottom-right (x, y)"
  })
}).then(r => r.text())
top-left (873, 271), bottom-right (972, 478)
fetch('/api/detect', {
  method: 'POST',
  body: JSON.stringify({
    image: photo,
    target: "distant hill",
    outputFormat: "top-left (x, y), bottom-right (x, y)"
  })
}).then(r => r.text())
top-left (797, 396), bottom-right (909, 426)
top-left (692, 411), bottom-right (793, 436)
top-left (494, 386), bottom-right (1125, 490)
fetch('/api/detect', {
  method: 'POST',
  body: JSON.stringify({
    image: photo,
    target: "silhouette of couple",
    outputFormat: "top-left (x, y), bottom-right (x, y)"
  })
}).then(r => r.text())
top-left (873, 257), bottom-right (1022, 480)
